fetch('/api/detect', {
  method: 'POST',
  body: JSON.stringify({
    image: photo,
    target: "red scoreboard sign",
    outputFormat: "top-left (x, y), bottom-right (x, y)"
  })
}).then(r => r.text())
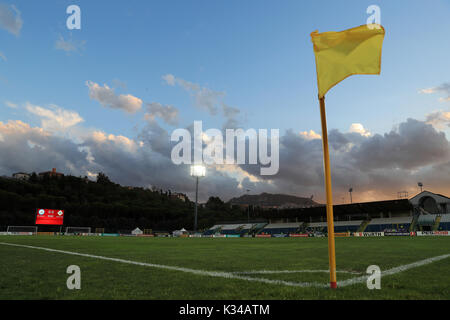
top-left (35, 209), bottom-right (64, 225)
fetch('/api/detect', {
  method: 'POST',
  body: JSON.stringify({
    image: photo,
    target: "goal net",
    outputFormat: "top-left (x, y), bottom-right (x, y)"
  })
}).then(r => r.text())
top-left (65, 227), bottom-right (92, 235)
top-left (95, 228), bottom-right (105, 234)
top-left (7, 226), bottom-right (38, 235)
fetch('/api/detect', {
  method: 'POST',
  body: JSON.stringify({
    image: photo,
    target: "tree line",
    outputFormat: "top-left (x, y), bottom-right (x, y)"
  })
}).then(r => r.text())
top-left (0, 173), bottom-right (251, 232)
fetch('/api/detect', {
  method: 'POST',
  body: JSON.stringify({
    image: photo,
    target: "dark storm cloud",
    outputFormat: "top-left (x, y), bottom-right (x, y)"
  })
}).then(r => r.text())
top-left (350, 119), bottom-right (449, 170)
top-left (237, 118), bottom-right (449, 201)
top-left (1, 114), bottom-right (448, 203)
top-left (0, 121), bottom-right (89, 176)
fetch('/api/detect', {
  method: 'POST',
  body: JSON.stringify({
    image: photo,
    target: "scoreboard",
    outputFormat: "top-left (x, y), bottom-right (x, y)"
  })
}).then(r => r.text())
top-left (35, 209), bottom-right (64, 225)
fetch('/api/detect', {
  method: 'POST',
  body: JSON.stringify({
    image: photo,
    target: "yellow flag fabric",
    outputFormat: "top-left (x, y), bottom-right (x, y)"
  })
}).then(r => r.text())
top-left (311, 24), bottom-right (385, 98)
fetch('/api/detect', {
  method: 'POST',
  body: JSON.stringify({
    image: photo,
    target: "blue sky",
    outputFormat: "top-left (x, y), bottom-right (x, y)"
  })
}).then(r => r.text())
top-left (1, 0), bottom-right (448, 135)
top-left (0, 0), bottom-right (449, 202)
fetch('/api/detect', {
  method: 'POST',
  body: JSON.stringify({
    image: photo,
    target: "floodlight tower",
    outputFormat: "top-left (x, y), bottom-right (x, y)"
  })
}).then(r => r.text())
top-left (418, 182), bottom-right (423, 193)
top-left (349, 188), bottom-right (353, 204)
top-left (191, 165), bottom-right (206, 232)
top-left (246, 189), bottom-right (251, 223)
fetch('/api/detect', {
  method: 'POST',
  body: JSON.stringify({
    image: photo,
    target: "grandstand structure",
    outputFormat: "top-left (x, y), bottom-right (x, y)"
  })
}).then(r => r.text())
top-left (204, 222), bottom-right (268, 236)
top-left (260, 222), bottom-right (303, 235)
top-left (203, 191), bottom-right (450, 236)
top-left (365, 217), bottom-right (412, 232)
top-left (65, 227), bottom-right (91, 235)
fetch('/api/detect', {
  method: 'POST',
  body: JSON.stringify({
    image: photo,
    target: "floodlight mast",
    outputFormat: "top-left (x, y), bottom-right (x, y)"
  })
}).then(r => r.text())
top-left (191, 165), bottom-right (206, 232)
top-left (246, 189), bottom-right (251, 223)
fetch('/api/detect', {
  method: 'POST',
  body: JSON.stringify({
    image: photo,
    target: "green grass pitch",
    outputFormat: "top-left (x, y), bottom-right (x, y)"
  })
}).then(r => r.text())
top-left (0, 235), bottom-right (449, 300)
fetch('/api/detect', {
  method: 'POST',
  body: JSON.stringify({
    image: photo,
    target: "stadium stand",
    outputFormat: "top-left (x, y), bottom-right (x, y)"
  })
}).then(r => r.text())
top-left (358, 219), bottom-right (372, 232)
top-left (306, 222), bottom-right (327, 233)
top-left (438, 214), bottom-right (450, 231)
top-left (260, 223), bottom-right (303, 235)
top-left (236, 224), bottom-right (255, 236)
top-left (249, 223), bottom-right (268, 235)
top-left (417, 214), bottom-right (437, 226)
top-left (304, 220), bottom-right (362, 233)
top-left (203, 223), bottom-right (270, 236)
top-left (203, 225), bottom-right (222, 235)
top-left (333, 220), bottom-right (364, 232)
top-left (201, 191), bottom-right (449, 236)
top-left (220, 224), bottom-right (244, 235)
top-left (365, 216), bottom-right (412, 232)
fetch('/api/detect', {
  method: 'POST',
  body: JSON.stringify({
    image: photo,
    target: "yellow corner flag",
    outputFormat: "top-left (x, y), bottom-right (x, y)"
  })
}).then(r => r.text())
top-left (310, 24), bottom-right (385, 289)
top-left (311, 24), bottom-right (385, 98)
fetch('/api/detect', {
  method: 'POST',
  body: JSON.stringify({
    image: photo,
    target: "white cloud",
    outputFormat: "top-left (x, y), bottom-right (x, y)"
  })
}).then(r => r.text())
top-left (419, 88), bottom-right (435, 94)
top-left (145, 102), bottom-right (179, 126)
top-left (25, 103), bottom-right (84, 132)
top-left (0, 120), bottom-right (88, 175)
top-left (0, 108), bottom-right (449, 203)
top-left (349, 123), bottom-right (371, 137)
top-left (299, 130), bottom-right (321, 140)
top-left (86, 81), bottom-right (143, 113)
top-left (420, 83), bottom-right (450, 102)
top-left (162, 74), bottom-right (176, 86)
top-left (0, 4), bottom-right (22, 36)
top-left (222, 103), bottom-right (241, 130)
top-left (4, 101), bottom-right (17, 108)
top-left (162, 74), bottom-right (243, 130)
top-left (112, 78), bottom-right (127, 89)
top-left (426, 110), bottom-right (450, 130)
top-left (162, 74), bottom-right (224, 115)
top-left (90, 130), bottom-right (140, 153)
top-left (55, 35), bottom-right (86, 53)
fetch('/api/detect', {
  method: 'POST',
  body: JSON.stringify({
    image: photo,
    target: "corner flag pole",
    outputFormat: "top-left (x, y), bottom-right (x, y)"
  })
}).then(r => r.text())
top-left (319, 96), bottom-right (337, 289)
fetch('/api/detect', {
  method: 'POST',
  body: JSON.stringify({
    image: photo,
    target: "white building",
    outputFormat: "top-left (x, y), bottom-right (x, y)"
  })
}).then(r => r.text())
top-left (131, 228), bottom-right (143, 235)
top-left (12, 172), bottom-right (30, 180)
top-left (173, 228), bottom-right (189, 237)
top-left (410, 191), bottom-right (450, 214)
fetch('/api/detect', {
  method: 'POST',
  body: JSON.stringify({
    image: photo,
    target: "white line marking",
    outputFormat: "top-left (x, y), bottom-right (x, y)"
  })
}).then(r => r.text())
top-left (0, 242), bottom-right (327, 288)
top-left (233, 270), bottom-right (362, 275)
top-left (338, 253), bottom-right (450, 287)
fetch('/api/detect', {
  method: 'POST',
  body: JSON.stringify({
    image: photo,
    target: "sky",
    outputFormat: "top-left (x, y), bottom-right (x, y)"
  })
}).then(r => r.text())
top-left (0, 0), bottom-right (449, 203)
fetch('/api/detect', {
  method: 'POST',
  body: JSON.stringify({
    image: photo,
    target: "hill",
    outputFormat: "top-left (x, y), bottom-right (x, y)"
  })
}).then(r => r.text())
top-left (0, 173), bottom-right (246, 232)
top-left (229, 192), bottom-right (320, 208)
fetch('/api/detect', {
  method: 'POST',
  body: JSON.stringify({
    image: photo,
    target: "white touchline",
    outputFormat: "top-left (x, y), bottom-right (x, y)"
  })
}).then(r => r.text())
top-left (1, 242), bottom-right (448, 289)
top-left (233, 270), bottom-right (362, 275)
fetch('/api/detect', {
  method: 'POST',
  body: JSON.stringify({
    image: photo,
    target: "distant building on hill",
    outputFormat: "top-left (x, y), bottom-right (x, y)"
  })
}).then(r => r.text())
top-left (12, 172), bottom-right (30, 180)
top-left (171, 192), bottom-right (187, 202)
top-left (229, 192), bottom-right (319, 209)
top-left (39, 168), bottom-right (64, 179)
